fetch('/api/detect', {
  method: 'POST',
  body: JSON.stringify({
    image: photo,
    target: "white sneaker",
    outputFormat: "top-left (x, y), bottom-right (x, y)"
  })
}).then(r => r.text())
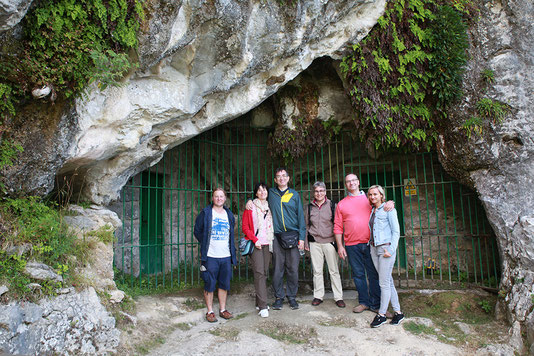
top-left (259, 308), bottom-right (269, 318)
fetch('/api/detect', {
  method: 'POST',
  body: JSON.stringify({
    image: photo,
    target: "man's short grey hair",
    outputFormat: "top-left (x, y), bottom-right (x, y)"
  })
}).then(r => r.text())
top-left (313, 181), bottom-right (326, 190)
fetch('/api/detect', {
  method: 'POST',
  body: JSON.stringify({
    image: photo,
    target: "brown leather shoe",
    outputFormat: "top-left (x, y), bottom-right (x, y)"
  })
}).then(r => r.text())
top-left (311, 298), bottom-right (323, 306)
top-left (219, 310), bottom-right (234, 319)
top-left (352, 304), bottom-right (369, 313)
top-left (206, 312), bottom-right (217, 323)
top-left (335, 300), bottom-right (346, 308)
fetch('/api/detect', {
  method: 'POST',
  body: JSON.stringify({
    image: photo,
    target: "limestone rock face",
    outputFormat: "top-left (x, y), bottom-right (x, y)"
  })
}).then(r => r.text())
top-left (436, 0), bottom-right (534, 350)
top-left (63, 205), bottom-right (122, 291)
top-left (60, 0), bottom-right (387, 205)
top-left (0, 0), bottom-right (33, 32)
top-left (0, 287), bottom-right (119, 355)
top-left (1, 100), bottom-right (78, 197)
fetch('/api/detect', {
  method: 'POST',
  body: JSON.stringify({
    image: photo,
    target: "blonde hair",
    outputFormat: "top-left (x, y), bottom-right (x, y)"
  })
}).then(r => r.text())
top-left (212, 187), bottom-right (227, 197)
top-left (368, 185), bottom-right (385, 203)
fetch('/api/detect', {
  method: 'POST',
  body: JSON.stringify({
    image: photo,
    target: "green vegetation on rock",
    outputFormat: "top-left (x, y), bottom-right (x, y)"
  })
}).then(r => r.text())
top-left (0, 0), bottom-right (144, 120)
top-left (340, 0), bottom-right (470, 151)
top-left (0, 197), bottom-right (97, 300)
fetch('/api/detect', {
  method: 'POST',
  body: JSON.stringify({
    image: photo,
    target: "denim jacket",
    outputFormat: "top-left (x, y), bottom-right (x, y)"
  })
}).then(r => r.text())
top-left (369, 203), bottom-right (400, 255)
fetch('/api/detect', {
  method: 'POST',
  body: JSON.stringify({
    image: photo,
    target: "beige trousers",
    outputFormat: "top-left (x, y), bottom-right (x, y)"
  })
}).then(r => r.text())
top-left (309, 242), bottom-right (343, 301)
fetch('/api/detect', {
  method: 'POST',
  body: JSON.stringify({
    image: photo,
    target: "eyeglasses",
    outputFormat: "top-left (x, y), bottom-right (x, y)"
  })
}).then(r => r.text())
top-left (275, 174), bottom-right (288, 178)
top-left (314, 189), bottom-right (326, 193)
top-left (346, 179), bottom-right (359, 183)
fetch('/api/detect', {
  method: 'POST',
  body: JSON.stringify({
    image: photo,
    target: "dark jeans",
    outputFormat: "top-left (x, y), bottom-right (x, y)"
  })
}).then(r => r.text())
top-left (272, 234), bottom-right (300, 300)
top-left (345, 243), bottom-right (380, 309)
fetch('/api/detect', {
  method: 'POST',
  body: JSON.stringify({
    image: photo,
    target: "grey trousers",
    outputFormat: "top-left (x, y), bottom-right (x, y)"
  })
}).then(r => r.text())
top-left (250, 245), bottom-right (271, 310)
top-left (370, 244), bottom-right (401, 315)
top-left (272, 235), bottom-right (300, 300)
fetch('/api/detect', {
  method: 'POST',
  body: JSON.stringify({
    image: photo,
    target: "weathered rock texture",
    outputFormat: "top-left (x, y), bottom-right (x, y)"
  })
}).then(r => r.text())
top-left (436, 0), bottom-right (534, 351)
top-left (0, 0), bottom-right (33, 32)
top-left (1, 0), bottom-right (534, 353)
top-left (59, 0), bottom-right (387, 205)
top-left (63, 205), bottom-right (122, 291)
top-left (0, 287), bottom-right (119, 355)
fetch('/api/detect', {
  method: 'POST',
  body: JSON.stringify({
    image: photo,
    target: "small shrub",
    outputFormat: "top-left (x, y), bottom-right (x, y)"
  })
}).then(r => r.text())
top-left (0, 251), bottom-right (31, 298)
top-left (476, 98), bottom-right (508, 122)
top-left (0, 139), bottom-right (23, 170)
top-left (462, 115), bottom-right (484, 138)
top-left (404, 321), bottom-right (436, 336)
top-left (86, 224), bottom-right (116, 244)
top-left (479, 300), bottom-right (493, 313)
top-left (0, 197), bottom-right (93, 300)
top-left (481, 69), bottom-right (495, 84)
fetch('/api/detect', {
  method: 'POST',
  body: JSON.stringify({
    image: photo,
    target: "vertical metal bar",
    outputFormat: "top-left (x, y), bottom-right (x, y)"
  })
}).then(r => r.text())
top-left (475, 201), bottom-right (484, 283)
top-left (177, 143), bottom-right (182, 285)
top-left (491, 239), bottom-right (498, 287)
top-left (406, 158), bottom-right (417, 281)
top-left (459, 184), bottom-right (469, 282)
top-left (412, 154), bottom-right (424, 282)
top-left (169, 149), bottom-right (174, 287)
top-left (398, 158), bottom-right (409, 284)
top-left (421, 153), bottom-right (433, 280)
top-left (437, 156), bottom-right (452, 284)
top-left (429, 153), bottom-right (443, 281)
top-left (236, 122), bottom-right (242, 280)
top-left (450, 181), bottom-right (460, 283)
top-left (184, 142), bottom-right (193, 282)
top-left (138, 174), bottom-right (142, 288)
top-left (162, 154), bottom-right (166, 287)
top-left (467, 194), bottom-right (477, 283)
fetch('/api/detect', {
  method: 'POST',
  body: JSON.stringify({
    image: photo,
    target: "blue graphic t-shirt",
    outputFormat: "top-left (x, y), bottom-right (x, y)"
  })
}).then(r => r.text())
top-left (207, 208), bottom-right (231, 258)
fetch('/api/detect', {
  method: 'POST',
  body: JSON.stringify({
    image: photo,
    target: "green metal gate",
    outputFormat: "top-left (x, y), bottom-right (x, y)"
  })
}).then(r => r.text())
top-left (113, 118), bottom-right (500, 290)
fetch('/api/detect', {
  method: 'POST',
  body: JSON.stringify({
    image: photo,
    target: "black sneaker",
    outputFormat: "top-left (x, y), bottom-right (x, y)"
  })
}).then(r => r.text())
top-left (272, 298), bottom-right (283, 310)
top-left (390, 312), bottom-right (405, 325)
top-left (288, 298), bottom-right (299, 310)
top-left (370, 314), bottom-right (387, 328)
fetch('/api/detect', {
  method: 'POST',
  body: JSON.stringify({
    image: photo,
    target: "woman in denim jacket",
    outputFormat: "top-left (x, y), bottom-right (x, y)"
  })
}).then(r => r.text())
top-left (368, 185), bottom-right (405, 328)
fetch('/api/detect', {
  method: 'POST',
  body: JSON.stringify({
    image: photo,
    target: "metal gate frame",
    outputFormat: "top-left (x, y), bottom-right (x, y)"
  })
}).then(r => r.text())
top-left (113, 118), bottom-right (500, 291)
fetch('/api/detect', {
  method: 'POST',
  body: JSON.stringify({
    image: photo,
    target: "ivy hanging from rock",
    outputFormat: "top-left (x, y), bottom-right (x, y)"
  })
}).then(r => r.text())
top-left (340, 0), bottom-right (470, 152)
top-left (0, 0), bottom-right (144, 119)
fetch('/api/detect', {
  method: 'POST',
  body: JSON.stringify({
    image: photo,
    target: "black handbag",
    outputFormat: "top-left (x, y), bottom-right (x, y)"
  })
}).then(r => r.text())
top-left (276, 230), bottom-right (299, 249)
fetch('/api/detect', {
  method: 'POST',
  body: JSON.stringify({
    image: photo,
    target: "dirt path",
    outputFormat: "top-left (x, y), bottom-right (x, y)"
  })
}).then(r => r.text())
top-left (117, 284), bottom-right (510, 355)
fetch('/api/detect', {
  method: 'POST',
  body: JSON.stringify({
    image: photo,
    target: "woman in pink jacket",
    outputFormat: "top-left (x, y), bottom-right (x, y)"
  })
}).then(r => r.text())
top-left (242, 182), bottom-right (274, 318)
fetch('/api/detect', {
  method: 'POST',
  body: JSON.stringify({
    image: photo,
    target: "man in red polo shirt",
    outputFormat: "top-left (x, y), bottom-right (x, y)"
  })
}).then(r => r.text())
top-left (334, 174), bottom-right (393, 314)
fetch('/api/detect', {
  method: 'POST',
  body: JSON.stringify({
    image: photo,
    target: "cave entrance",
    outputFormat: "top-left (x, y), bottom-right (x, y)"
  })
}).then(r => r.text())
top-left (111, 117), bottom-right (500, 291)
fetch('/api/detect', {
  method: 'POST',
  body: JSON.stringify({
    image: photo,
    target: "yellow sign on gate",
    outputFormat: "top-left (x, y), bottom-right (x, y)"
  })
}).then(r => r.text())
top-left (404, 178), bottom-right (417, 196)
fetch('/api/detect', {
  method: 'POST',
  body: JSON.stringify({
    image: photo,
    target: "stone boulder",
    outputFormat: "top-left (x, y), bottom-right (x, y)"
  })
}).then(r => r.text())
top-left (0, 287), bottom-right (119, 355)
top-left (23, 261), bottom-right (63, 283)
top-left (63, 205), bottom-right (121, 291)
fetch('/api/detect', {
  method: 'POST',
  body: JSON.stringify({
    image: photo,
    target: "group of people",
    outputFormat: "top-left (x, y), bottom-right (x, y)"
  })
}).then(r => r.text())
top-left (193, 167), bottom-right (404, 328)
